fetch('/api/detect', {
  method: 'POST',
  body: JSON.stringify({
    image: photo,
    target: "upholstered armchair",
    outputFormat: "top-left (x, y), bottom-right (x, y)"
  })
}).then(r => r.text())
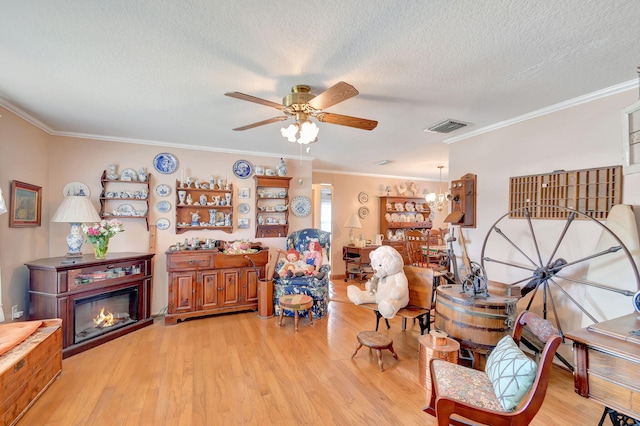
top-left (273, 228), bottom-right (331, 318)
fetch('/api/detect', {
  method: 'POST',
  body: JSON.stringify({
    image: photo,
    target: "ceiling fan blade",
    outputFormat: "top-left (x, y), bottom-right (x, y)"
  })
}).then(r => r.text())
top-left (316, 112), bottom-right (378, 130)
top-left (225, 92), bottom-right (284, 110)
top-left (232, 116), bottom-right (289, 131)
top-left (307, 81), bottom-right (359, 110)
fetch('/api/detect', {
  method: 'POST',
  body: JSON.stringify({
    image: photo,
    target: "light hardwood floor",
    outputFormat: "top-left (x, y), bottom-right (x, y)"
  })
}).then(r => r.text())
top-left (19, 280), bottom-right (605, 425)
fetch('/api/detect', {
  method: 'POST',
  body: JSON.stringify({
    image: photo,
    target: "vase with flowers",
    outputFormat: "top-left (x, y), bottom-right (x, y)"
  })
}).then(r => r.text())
top-left (82, 219), bottom-right (124, 259)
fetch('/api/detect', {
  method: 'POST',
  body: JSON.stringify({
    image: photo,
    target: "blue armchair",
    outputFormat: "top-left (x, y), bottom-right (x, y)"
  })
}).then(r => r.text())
top-left (274, 228), bottom-right (331, 318)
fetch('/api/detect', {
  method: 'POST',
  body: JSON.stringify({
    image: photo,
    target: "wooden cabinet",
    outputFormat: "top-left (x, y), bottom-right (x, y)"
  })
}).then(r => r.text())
top-left (379, 196), bottom-right (432, 240)
top-left (254, 176), bottom-right (292, 238)
top-left (175, 180), bottom-right (234, 234)
top-left (25, 252), bottom-right (154, 358)
top-left (99, 170), bottom-right (151, 230)
top-left (165, 248), bottom-right (268, 324)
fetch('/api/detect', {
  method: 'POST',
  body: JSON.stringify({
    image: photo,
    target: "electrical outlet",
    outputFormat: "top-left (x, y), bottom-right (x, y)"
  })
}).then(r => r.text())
top-left (11, 305), bottom-right (23, 319)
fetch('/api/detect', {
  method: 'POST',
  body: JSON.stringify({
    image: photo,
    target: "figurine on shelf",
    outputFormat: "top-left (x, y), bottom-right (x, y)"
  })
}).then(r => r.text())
top-left (107, 164), bottom-right (118, 180)
top-left (186, 193), bottom-right (193, 205)
top-left (195, 179), bottom-right (201, 189)
top-left (185, 176), bottom-right (192, 188)
top-left (224, 212), bottom-right (232, 227)
top-left (190, 211), bottom-right (200, 226)
top-left (138, 167), bottom-right (148, 182)
top-left (277, 158), bottom-right (287, 176)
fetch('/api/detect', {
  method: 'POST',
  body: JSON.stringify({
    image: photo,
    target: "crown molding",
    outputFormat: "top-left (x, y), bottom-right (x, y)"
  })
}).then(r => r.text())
top-left (443, 79), bottom-right (639, 144)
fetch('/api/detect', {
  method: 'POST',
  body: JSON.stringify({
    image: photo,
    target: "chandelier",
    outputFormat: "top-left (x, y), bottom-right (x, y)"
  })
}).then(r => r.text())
top-left (426, 165), bottom-right (447, 212)
top-left (280, 113), bottom-right (319, 145)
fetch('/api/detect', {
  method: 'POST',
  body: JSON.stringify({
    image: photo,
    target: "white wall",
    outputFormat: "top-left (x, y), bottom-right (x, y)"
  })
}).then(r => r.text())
top-left (448, 88), bottom-right (640, 360)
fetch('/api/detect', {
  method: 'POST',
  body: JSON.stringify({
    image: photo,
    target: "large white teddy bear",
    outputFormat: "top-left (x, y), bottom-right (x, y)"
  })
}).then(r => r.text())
top-left (347, 245), bottom-right (409, 319)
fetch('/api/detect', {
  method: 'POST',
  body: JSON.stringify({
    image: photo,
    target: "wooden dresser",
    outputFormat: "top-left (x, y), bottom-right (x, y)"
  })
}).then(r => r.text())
top-left (565, 313), bottom-right (640, 421)
top-left (165, 248), bottom-right (269, 325)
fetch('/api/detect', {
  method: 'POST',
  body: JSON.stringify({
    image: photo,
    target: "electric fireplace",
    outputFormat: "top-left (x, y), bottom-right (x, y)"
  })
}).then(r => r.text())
top-left (26, 252), bottom-right (154, 358)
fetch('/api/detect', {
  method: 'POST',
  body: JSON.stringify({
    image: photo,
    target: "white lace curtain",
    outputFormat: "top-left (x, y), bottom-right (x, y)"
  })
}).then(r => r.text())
top-left (0, 187), bottom-right (6, 322)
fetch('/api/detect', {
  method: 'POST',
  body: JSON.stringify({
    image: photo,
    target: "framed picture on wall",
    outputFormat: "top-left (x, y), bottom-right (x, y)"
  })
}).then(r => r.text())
top-left (9, 180), bottom-right (42, 227)
top-left (238, 187), bottom-right (250, 199)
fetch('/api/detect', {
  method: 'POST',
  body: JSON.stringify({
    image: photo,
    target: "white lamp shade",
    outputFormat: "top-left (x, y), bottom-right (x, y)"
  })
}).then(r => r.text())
top-left (344, 213), bottom-right (363, 229)
top-left (52, 196), bottom-right (101, 223)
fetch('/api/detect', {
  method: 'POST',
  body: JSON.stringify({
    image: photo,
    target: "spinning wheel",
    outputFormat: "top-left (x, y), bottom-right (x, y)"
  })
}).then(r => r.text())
top-left (480, 205), bottom-right (640, 337)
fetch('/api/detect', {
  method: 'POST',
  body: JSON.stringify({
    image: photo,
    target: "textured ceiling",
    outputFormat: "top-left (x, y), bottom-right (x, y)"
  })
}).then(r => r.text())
top-left (1, 0), bottom-right (640, 181)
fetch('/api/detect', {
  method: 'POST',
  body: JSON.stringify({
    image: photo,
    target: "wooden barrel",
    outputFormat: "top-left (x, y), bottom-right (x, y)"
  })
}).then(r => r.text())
top-left (434, 284), bottom-right (518, 350)
top-left (418, 331), bottom-right (460, 389)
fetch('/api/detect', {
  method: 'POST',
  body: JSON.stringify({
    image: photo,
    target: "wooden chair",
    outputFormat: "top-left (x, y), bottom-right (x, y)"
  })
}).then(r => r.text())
top-left (425, 310), bottom-right (562, 426)
top-left (426, 229), bottom-right (449, 272)
top-left (404, 229), bottom-right (429, 267)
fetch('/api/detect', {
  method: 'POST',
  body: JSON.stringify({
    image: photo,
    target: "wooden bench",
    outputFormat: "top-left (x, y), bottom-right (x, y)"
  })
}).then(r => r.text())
top-left (358, 266), bottom-right (434, 335)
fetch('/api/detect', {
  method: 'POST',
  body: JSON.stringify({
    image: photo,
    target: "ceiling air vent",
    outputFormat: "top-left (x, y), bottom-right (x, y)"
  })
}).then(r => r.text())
top-left (424, 119), bottom-right (470, 134)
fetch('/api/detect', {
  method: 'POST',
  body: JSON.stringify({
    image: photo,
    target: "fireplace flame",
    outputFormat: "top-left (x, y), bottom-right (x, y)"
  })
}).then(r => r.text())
top-left (93, 308), bottom-right (115, 328)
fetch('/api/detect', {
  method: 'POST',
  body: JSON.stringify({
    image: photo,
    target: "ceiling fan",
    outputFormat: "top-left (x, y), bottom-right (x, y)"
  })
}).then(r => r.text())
top-left (224, 82), bottom-right (378, 144)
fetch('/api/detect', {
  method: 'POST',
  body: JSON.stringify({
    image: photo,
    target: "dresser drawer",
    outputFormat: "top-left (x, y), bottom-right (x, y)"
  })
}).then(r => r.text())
top-left (167, 253), bottom-right (213, 270)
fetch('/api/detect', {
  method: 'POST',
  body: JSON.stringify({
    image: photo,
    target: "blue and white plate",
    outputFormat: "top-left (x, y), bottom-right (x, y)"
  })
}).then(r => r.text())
top-left (153, 153), bottom-right (178, 174)
top-left (155, 184), bottom-right (171, 197)
top-left (156, 218), bottom-right (170, 230)
top-left (156, 200), bottom-right (171, 213)
top-left (238, 203), bottom-right (250, 214)
top-left (233, 160), bottom-right (252, 179)
top-left (291, 195), bottom-right (312, 217)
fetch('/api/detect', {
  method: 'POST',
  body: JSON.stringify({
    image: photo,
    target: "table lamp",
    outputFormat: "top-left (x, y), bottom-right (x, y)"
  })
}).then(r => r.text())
top-left (51, 195), bottom-right (101, 257)
top-left (344, 213), bottom-right (363, 246)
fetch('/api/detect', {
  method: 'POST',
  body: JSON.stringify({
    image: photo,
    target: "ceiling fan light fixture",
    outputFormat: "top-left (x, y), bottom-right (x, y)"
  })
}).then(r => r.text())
top-left (280, 119), bottom-right (319, 144)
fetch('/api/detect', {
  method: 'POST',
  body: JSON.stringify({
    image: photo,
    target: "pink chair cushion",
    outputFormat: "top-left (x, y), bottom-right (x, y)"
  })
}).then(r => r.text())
top-left (431, 359), bottom-right (506, 412)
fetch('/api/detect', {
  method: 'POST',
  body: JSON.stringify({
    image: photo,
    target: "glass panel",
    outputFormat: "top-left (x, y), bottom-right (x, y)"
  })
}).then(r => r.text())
top-left (74, 287), bottom-right (138, 344)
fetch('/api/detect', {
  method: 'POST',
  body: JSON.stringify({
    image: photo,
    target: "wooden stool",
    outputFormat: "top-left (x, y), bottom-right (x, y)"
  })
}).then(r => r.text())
top-left (351, 331), bottom-right (398, 371)
top-left (278, 294), bottom-right (314, 332)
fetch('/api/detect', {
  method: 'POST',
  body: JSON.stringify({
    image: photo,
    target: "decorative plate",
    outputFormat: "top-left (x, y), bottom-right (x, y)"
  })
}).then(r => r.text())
top-left (291, 195), bottom-right (312, 217)
top-left (358, 192), bottom-right (369, 204)
top-left (120, 168), bottom-right (138, 181)
top-left (233, 159), bottom-right (252, 179)
top-left (156, 218), bottom-right (170, 230)
top-left (358, 206), bottom-right (370, 219)
top-left (385, 212), bottom-right (391, 222)
top-left (238, 203), bottom-right (250, 214)
top-left (416, 213), bottom-right (424, 222)
top-left (155, 184), bottom-right (171, 197)
top-left (153, 153), bottom-right (178, 174)
top-left (116, 204), bottom-right (135, 215)
top-left (156, 200), bottom-right (171, 213)
top-left (63, 181), bottom-right (90, 197)
top-left (634, 290), bottom-right (640, 315)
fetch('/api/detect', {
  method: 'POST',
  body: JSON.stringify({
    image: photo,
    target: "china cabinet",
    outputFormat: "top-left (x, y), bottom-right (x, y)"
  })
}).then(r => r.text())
top-left (379, 196), bottom-right (432, 238)
top-left (174, 180), bottom-right (234, 234)
top-left (165, 247), bottom-right (269, 324)
top-left (254, 176), bottom-right (291, 238)
top-left (99, 170), bottom-right (151, 230)
top-left (379, 196), bottom-right (432, 260)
